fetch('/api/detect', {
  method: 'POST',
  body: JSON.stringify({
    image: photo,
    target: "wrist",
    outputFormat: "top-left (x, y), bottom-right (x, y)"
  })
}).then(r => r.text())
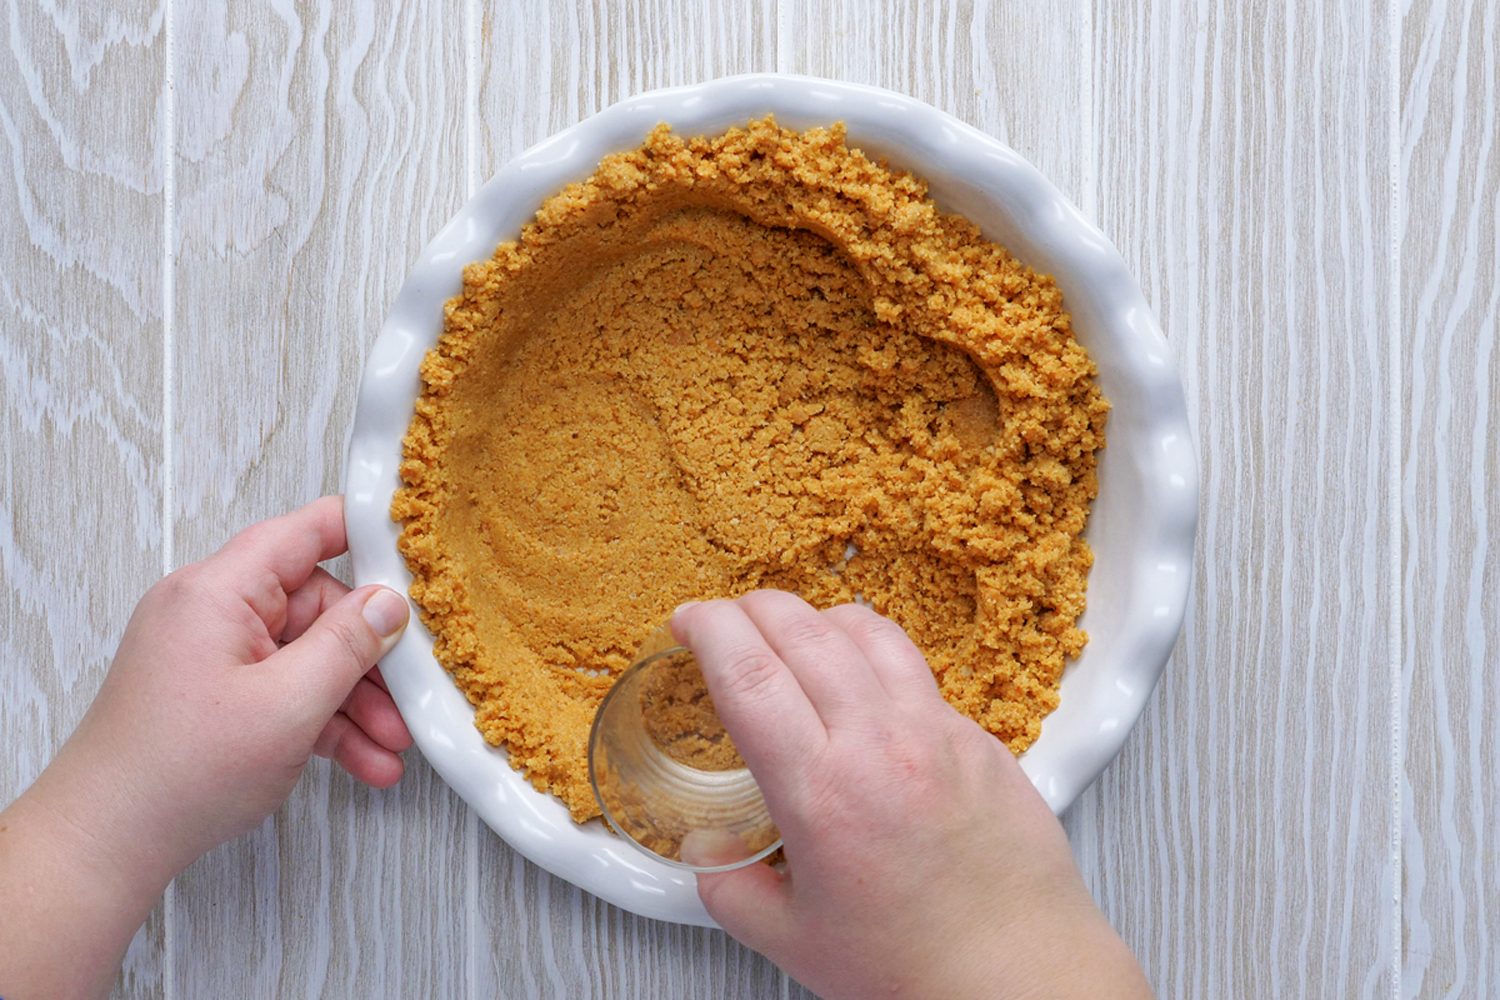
top-left (990, 907), bottom-right (1151, 1000)
top-left (0, 772), bottom-right (173, 1000)
top-left (917, 893), bottom-right (1150, 1000)
top-left (24, 733), bottom-right (186, 907)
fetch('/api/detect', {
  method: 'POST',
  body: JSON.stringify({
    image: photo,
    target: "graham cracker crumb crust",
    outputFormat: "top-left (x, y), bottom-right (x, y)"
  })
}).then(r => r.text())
top-left (392, 117), bottom-right (1108, 821)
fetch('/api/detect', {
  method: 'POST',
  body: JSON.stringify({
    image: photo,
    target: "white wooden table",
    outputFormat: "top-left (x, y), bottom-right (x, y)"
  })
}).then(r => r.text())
top-left (2, 2), bottom-right (1494, 997)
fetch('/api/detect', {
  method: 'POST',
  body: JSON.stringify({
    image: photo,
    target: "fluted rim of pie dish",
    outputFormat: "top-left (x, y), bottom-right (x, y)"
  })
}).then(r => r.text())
top-left (343, 73), bottom-right (1199, 928)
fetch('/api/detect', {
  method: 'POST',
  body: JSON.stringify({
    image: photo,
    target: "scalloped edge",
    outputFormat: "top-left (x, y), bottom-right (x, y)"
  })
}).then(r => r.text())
top-left (343, 74), bottom-right (1198, 927)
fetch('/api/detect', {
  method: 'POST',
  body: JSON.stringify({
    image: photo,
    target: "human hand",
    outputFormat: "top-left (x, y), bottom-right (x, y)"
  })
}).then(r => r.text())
top-left (1, 497), bottom-right (411, 999)
top-left (671, 591), bottom-right (1151, 1000)
top-left (62, 495), bottom-right (413, 876)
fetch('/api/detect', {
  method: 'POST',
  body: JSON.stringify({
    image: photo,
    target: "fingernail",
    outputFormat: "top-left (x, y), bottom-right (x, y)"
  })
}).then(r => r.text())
top-left (362, 588), bottom-right (409, 638)
top-left (673, 600), bottom-right (701, 619)
top-left (679, 827), bottom-right (752, 869)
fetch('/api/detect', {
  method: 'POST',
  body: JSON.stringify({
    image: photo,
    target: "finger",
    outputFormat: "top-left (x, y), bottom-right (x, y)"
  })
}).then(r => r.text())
top-left (271, 585), bottom-right (410, 719)
top-left (737, 590), bottom-right (886, 725)
top-left (670, 600), bottom-right (826, 778)
top-left (281, 567), bottom-right (351, 643)
top-left (821, 603), bottom-right (942, 702)
top-left (691, 860), bottom-right (792, 956)
top-left (314, 713), bottom-right (405, 789)
top-left (203, 497), bottom-right (348, 620)
top-left (368, 665), bottom-right (390, 693)
top-left (340, 676), bottom-right (413, 753)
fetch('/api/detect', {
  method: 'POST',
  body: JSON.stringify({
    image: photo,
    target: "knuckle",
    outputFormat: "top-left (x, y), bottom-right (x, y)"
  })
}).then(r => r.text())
top-left (323, 725), bottom-right (353, 762)
top-left (158, 562), bottom-right (201, 594)
top-left (323, 616), bottom-right (373, 666)
top-left (868, 725), bottom-right (929, 769)
top-left (719, 646), bottom-right (783, 702)
top-left (845, 607), bottom-right (902, 645)
top-left (245, 568), bottom-right (285, 617)
top-left (842, 603), bottom-right (905, 642)
top-left (149, 563), bottom-right (208, 609)
top-left (778, 614), bottom-right (841, 651)
top-left (964, 723), bottom-right (1014, 770)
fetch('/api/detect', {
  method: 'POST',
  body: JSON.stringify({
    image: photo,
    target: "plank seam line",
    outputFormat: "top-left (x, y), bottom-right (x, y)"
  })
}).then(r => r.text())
top-left (160, 0), bottom-right (177, 995)
top-left (160, 6), bottom-right (176, 590)
top-left (466, 0), bottom-right (481, 197)
top-left (1085, 0), bottom-right (1099, 221)
top-left (1386, 0), bottom-right (1402, 995)
top-left (776, 0), bottom-right (790, 74)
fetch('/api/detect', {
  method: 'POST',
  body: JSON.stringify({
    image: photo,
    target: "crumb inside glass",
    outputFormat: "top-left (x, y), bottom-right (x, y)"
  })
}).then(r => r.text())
top-left (638, 647), bottom-right (742, 772)
top-left (589, 644), bottom-right (775, 868)
top-left (393, 117), bottom-right (1108, 822)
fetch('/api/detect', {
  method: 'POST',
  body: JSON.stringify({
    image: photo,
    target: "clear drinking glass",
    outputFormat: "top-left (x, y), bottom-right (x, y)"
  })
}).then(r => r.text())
top-left (588, 633), bottom-right (781, 872)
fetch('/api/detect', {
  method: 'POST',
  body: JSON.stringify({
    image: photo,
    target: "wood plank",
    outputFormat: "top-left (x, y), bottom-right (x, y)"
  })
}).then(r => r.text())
top-left (167, 3), bottom-right (471, 996)
top-left (1085, 1), bottom-right (1395, 996)
top-left (780, 0), bottom-right (1094, 207)
top-left (475, 0), bottom-right (777, 184)
top-left (781, 4), bottom-right (1096, 997)
top-left (1400, 0), bottom-right (1500, 996)
top-left (0, 4), bottom-right (166, 998)
top-left (471, 2), bottom-right (786, 996)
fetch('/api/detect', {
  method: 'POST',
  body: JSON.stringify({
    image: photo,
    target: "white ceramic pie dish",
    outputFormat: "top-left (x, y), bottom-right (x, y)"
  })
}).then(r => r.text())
top-left (343, 73), bottom-right (1197, 928)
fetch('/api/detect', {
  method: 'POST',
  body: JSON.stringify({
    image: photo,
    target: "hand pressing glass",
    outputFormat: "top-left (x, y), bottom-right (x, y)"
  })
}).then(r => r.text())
top-left (671, 591), bottom-right (1152, 1000)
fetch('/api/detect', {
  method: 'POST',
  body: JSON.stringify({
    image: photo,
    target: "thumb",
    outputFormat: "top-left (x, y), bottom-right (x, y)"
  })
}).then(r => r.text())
top-left (271, 585), bottom-right (409, 716)
top-left (689, 856), bottom-right (792, 955)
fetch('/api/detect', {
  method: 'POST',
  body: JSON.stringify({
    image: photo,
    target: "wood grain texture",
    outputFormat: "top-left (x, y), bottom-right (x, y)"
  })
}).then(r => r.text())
top-left (1401, 0), bottom-right (1500, 997)
top-left (472, 3), bottom-right (787, 995)
top-left (168, 2), bottom-right (471, 997)
top-left (10, 0), bottom-right (1495, 997)
top-left (781, 0), bottom-right (1094, 209)
top-left (0, 3), bottom-right (167, 998)
top-left (476, 0), bottom-right (776, 185)
top-left (1083, 1), bottom-right (1395, 996)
